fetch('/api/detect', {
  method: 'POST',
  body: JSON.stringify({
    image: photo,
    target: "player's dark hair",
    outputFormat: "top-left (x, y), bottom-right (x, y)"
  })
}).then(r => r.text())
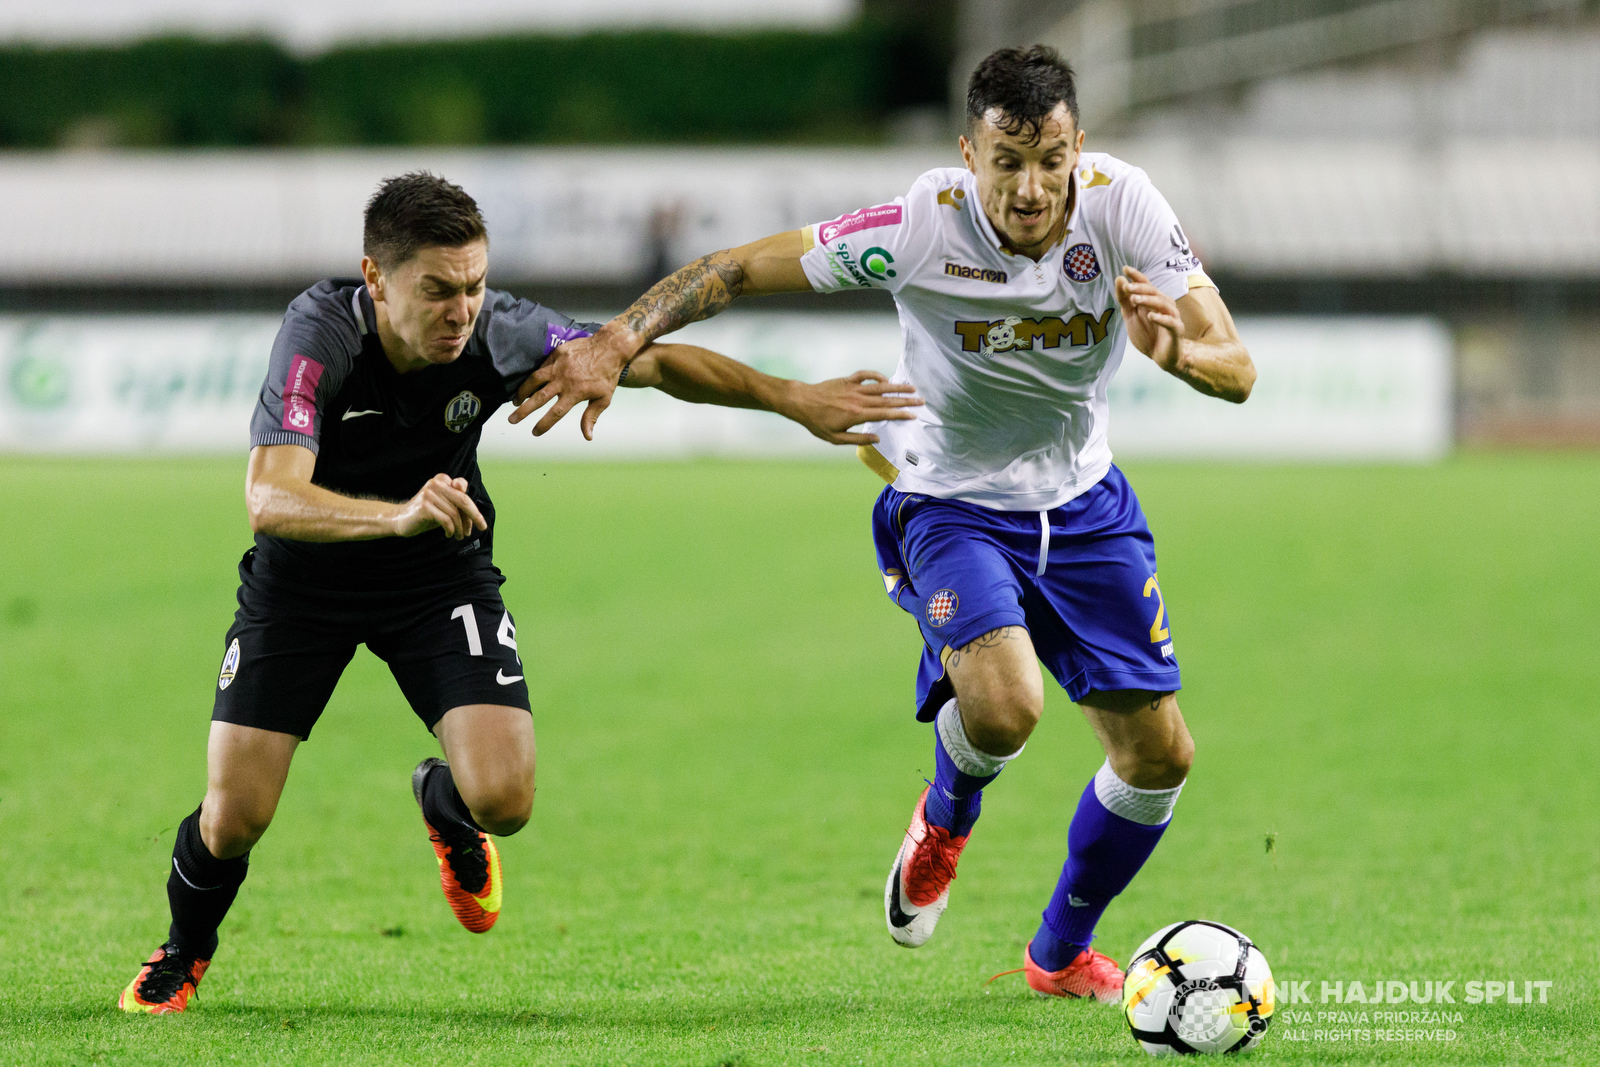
top-left (363, 171), bottom-right (488, 271)
top-left (966, 45), bottom-right (1079, 145)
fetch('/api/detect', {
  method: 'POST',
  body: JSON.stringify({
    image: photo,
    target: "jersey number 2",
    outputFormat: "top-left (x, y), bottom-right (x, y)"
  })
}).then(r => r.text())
top-left (1142, 576), bottom-right (1170, 644)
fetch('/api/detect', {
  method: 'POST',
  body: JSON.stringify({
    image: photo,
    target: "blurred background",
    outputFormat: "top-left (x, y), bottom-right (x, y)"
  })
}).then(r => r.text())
top-left (1, 0), bottom-right (1597, 456)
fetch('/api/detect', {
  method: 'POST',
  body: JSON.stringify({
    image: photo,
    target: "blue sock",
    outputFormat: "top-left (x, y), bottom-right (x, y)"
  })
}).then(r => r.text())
top-left (1032, 776), bottom-right (1172, 971)
top-left (921, 719), bottom-right (1000, 838)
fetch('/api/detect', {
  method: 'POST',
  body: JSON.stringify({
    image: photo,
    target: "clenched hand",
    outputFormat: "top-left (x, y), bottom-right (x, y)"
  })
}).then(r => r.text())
top-left (395, 474), bottom-right (487, 539)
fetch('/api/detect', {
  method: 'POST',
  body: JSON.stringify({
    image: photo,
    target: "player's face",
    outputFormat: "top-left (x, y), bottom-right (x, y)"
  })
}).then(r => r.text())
top-left (960, 103), bottom-right (1083, 258)
top-left (366, 240), bottom-right (488, 369)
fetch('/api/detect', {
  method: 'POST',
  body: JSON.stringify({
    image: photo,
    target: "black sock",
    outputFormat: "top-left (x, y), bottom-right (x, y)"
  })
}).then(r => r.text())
top-left (422, 762), bottom-right (483, 834)
top-left (166, 805), bottom-right (249, 959)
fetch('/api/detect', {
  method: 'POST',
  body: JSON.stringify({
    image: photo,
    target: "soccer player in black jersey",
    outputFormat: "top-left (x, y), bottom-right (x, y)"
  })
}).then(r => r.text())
top-left (119, 172), bottom-right (921, 1013)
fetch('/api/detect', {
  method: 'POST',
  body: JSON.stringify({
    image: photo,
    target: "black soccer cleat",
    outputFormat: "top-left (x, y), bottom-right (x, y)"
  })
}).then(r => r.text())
top-left (412, 758), bottom-right (502, 932)
top-left (118, 943), bottom-right (211, 1014)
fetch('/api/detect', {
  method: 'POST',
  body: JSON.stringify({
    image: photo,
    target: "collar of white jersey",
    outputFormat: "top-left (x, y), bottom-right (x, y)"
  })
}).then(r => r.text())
top-left (965, 166), bottom-right (1079, 263)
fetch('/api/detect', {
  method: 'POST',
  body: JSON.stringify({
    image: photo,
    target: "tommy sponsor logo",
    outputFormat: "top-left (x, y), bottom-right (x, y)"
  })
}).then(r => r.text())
top-left (818, 203), bottom-right (903, 243)
top-left (444, 391), bottom-right (481, 433)
top-left (281, 354), bottom-right (324, 433)
top-left (545, 322), bottom-right (593, 355)
top-left (218, 638), bottom-right (240, 690)
top-left (955, 310), bottom-right (1115, 354)
top-left (926, 589), bottom-right (958, 627)
top-left (1064, 243), bottom-right (1101, 282)
top-left (944, 262), bottom-right (1007, 283)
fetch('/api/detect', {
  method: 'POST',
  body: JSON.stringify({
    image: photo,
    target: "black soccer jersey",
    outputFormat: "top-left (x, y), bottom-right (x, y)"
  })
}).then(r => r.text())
top-left (248, 280), bottom-right (598, 588)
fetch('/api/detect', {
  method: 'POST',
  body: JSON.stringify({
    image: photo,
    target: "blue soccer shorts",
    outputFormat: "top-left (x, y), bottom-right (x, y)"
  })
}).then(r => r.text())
top-left (870, 465), bottom-right (1181, 721)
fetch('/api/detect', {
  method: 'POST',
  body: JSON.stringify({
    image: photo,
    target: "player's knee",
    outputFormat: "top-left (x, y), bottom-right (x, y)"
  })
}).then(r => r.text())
top-left (473, 806), bottom-right (530, 837)
top-left (465, 783), bottom-right (534, 837)
top-left (1120, 729), bottom-right (1193, 789)
top-left (1157, 730), bottom-right (1194, 785)
top-left (200, 797), bottom-right (274, 858)
top-left (961, 685), bottom-right (1042, 755)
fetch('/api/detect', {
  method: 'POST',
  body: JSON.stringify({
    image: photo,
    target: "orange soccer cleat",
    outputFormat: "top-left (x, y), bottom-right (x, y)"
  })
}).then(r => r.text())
top-left (884, 785), bottom-right (970, 948)
top-left (118, 944), bottom-right (210, 1014)
top-left (412, 758), bottom-right (502, 933)
top-left (1024, 941), bottom-right (1125, 1004)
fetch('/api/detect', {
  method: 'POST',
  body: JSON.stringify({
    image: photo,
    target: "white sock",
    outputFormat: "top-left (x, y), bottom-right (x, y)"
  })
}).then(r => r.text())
top-left (935, 698), bottom-right (1025, 777)
top-left (1092, 758), bottom-right (1184, 826)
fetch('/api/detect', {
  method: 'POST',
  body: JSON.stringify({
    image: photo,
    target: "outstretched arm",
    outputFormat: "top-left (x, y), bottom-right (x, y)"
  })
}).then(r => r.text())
top-left (1114, 266), bottom-right (1255, 403)
top-left (246, 444), bottom-right (486, 542)
top-left (508, 230), bottom-right (813, 438)
top-left (606, 342), bottom-right (919, 446)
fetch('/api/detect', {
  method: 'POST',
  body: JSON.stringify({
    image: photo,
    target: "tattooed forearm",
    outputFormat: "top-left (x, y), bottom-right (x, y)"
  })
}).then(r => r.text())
top-left (944, 625), bottom-right (1025, 672)
top-left (620, 251), bottom-right (746, 345)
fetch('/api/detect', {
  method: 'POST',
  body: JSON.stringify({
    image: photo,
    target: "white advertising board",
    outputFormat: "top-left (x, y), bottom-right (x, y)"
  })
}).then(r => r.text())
top-left (0, 313), bottom-right (1451, 461)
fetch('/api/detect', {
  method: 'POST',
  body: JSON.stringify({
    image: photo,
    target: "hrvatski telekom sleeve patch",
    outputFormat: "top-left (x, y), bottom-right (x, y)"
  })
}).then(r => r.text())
top-left (818, 204), bottom-right (903, 243)
top-left (281, 354), bottom-right (324, 433)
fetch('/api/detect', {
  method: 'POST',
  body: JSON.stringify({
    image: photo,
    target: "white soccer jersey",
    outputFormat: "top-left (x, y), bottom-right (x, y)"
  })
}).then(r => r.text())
top-left (800, 153), bottom-right (1213, 511)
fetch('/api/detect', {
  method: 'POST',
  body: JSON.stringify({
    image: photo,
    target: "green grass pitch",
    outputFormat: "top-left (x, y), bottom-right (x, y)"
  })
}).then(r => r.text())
top-left (0, 453), bottom-right (1596, 1065)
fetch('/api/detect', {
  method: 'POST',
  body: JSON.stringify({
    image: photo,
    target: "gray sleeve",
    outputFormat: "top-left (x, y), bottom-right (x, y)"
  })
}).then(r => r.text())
top-left (478, 288), bottom-right (605, 389)
top-left (248, 301), bottom-right (357, 454)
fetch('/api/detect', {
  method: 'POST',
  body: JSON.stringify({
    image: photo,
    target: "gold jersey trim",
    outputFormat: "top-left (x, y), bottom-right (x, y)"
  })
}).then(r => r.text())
top-left (857, 443), bottom-right (900, 484)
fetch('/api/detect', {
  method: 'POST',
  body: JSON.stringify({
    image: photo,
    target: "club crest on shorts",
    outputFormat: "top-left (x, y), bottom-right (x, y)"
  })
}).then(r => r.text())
top-left (218, 638), bottom-right (240, 690)
top-left (926, 589), bottom-right (958, 627)
top-left (444, 390), bottom-right (481, 433)
top-left (1064, 243), bottom-right (1101, 282)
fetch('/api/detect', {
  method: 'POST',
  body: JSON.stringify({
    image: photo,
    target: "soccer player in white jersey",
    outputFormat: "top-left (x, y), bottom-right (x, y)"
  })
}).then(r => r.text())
top-left (514, 45), bottom-right (1255, 1003)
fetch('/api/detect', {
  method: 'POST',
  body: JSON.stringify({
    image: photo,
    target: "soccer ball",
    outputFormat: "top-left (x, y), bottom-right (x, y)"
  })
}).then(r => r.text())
top-left (1122, 920), bottom-right (1274, 1056)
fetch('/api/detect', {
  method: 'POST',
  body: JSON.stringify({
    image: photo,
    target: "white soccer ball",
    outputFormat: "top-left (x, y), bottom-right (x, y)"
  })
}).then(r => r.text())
top-left (1122, 920), bottom-right (1275, 1056)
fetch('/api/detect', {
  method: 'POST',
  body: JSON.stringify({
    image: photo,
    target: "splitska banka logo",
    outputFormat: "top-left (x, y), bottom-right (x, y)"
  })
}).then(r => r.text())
top-left (861, 247), bottom-right (896, 280)
top-left (954, 310), bottom-right (1117, 355)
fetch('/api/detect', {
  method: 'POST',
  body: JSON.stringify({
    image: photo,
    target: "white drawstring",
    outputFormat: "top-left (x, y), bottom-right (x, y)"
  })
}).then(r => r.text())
top-left (1036, 511), bottom-right (1050, 577)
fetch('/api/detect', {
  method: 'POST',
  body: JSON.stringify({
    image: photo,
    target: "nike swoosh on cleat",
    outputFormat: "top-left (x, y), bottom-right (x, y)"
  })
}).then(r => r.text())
top-left (496, 670), bottom-right (524, 685)
top-left (342, 409), bottom-right (383, 420)
top-left (887, 860), bottom-right (917, 928)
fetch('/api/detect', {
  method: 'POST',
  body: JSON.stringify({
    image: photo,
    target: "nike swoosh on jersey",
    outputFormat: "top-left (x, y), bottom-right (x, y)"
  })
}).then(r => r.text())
top-left (342, 409), bottom-right (383, 420)
top-left (887, 860), bottom-right (917, 928)
top-left (496, 670), bottom-right (524, 685)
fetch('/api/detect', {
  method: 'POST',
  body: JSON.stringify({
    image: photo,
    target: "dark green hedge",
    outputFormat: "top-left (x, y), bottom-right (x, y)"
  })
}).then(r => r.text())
top-left (0, 23), bottom-right (946, 148)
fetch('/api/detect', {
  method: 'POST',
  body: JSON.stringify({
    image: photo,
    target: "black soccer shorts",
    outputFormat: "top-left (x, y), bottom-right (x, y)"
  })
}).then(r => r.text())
top-left (211, 548), bottom-right (531, 739)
